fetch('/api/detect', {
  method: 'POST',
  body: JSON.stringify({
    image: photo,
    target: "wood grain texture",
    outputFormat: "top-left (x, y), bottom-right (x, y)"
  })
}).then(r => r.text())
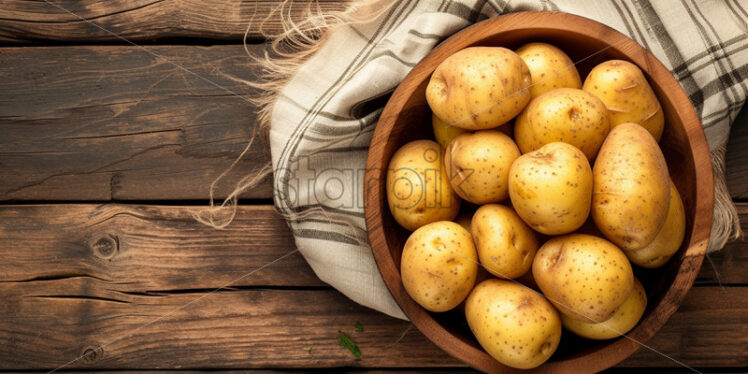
top-left (0, 43), bottom-right (745, 202)
top-left (0, 280), bottom-right (743, 369)
top-left (0, 204), bottom-right (322, 289)
top-left (697, 204), bottom-right (748, 285)
top-left (0, 0), bottom-right (349, 43)
top-left (0, 203), bottom-right (742, 288)
top-left (0, 45), bottom-right (273, 201)
top-left (0, 203), bottom-right (743, 370)
top-left (365, 13), bottom-right (714, 374)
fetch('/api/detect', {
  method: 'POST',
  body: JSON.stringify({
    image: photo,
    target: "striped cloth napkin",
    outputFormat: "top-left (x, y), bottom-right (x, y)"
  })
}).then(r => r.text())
top-left (268, 0), bottom-right (747, 319)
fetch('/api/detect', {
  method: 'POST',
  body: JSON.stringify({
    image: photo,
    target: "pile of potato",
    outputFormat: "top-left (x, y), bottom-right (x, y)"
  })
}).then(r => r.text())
top-left (386, 43), bottom-right (685, 369)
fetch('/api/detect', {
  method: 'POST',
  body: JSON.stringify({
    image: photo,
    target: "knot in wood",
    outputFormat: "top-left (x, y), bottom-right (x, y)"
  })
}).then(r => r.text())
top-left (81, 345), bottom-right (104, 363)
top-left (92, 235), bottom-right (118, 259)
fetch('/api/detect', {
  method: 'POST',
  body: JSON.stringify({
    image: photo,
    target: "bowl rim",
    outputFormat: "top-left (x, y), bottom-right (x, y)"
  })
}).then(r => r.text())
top-left (364, 11), bottom-right (713, 373)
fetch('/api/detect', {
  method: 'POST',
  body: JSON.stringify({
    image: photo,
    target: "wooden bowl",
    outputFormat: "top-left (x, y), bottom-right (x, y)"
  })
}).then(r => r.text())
top-left (364, 11), bottom-right (713, 373)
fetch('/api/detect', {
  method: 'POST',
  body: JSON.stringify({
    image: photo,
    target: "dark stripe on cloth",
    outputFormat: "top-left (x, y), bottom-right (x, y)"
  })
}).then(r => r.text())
top-left (680, 0), bottom-right (739, 105)
top-left (611, 1), bottom-right (639, 45)
top-left (407, 29), bottom-right (445, 40)
top-left (293, 228), bottom-right (361, 245)
top-left (444, 1), bottom-right (484, 22)
top-left (276, 1), bottom-right (418, 211)
top-left (689, 64), bottom-right (748, 118)
top-left (634, 0), bottom-right (705, 114)
top-left (731, 0), bottom-right (748, 19)
top-left (671, 35), bottom-right (747, 77)
top-left (288, 204), bottom-right (366, 218)
top-left (688, 0), bottom-right (748, 95)
top-left (621, 1), bottom-right (652, 51)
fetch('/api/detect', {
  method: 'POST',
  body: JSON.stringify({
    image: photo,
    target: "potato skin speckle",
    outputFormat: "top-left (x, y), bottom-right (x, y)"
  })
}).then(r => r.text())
top-left (401, 221), bottom-right (478, 312)
top-left (509, 142), bottom-right (592, 235)
top-left (471, 204), bottom-right (539, 279)
top-left (465, 279), bottom-right (562, 369)
top-left (426, 47), bottom-right (532, 130)
top-left (562, 278), bottom-right (647, 339)
top-left (445, 130), bottom-right (520, 204)
top-left (387, 140), bottom-right (460, 231)
top-left (625, 180), bottom-right (685, 268)
top-left (516, 42), bottom-right (582, 98)
top-left (592, 123), bottom-right (670, 250)
top-left (583, 60), bottom-right (664, 140)
top-left (532, 234), bottom-right (634, 322)
top-left (514, 88), bottom-right (610, 160)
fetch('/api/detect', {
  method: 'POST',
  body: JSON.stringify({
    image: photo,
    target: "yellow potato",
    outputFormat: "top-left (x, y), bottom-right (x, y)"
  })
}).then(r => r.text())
top-left (434, 113), bottom-right (513, 148)
top-left (514, 88), bottom-right (610, 160)
top-left (432, 113), bottom-right (467, 150)
top-left (583, 60), bottom-right (665, 141)
top-left (508, 142), bottom-right (592, 235)
top-left (562, 278), bottom-right (647, 339)
top-left (626, 181), bottom-right (686, 268)
top-left (592, 123), bottom-right (670, 250)
top-left (445, 130), bottom-right (520, 204)
top-left (426, 47), bottom-right (532, 130)
top-left (401, 221), bottom-right (478, 312)
top-left (465, 279), bottom-right (561, 369)
top-left (471, 204), bottom-right (539, 279)
top-left (387, 140), bottom-right (460, 231)
top-left (532, 234), bottom-right (634, 322)
top-left (516, 42), bottom-right (582, 98)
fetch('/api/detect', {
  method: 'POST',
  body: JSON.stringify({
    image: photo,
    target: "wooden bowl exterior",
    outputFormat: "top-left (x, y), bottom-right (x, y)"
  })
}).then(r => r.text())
top-left (364, 12), bottom-right (713, 373)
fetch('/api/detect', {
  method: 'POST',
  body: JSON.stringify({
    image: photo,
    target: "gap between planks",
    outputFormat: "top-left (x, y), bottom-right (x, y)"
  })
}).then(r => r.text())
top-left (0, 204), bottom-right (745, 369)
top-left (0, 44), bottom-right (746, 201)
top-left (0, 203), bottom-right (745, 287)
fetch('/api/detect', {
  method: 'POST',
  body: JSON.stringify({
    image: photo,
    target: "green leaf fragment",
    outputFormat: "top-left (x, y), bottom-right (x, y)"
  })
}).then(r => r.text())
top-left (338, 331), bottom-right (361, 357)
top-left (302, 346), bottom-right (312, 353)
top-left (355, 322), bottom-right (363, 332)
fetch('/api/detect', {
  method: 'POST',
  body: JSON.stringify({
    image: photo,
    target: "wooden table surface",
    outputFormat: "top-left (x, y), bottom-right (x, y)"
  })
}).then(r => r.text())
top-left (0, 1), bottom-right (746, 373)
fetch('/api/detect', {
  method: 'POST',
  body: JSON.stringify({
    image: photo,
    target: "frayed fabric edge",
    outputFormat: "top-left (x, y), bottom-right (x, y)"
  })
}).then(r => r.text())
top-left (707, 144), bottom-right (743, 252)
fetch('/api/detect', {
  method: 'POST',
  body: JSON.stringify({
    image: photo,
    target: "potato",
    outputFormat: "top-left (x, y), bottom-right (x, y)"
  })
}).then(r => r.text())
top-left (432, 113), bottom-right (467, 149)
top-left (516, 42), bottom-right (582, 98)
top-left (626, 181), bottom-right (686, 268)
top-left (426, 47), bottom-right (532, 130)
top-left (562, 278), bottom-right (647, 339)
top-left (471, 204), bottom-right (538, 279)
top-left (514, 88), bottom-right (610, 160)
top-left (401, 221), bottom-right (478, 312)
top-left (387, 140), bottom-right (460, 231)
top-left (465, 279), bottom-right (561, 369)
top-left (532, 234), bottom-right (634, 322)
top-left (583, 60), bottom-right (664, 141)
top-left (445, 130), bottom-right (520, 204)
top-left (508, 142), bottom-right (592, 235)
top-left (592, 123), bottom-right (670, 250)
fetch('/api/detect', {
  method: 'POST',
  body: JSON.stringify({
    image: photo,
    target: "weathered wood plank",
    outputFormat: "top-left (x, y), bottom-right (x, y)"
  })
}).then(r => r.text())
top-left (0, 204), bottom-right (322, 289)
top-left (696, 204), bottom-right (748, 285)
top-left (618, 287), bottom-right (748, 369)
top-left (0, 43), bottom-right (746, 201)
top-left (0, 203), bottom-right (745, 369)
top-left (0, 284), bottom-right (453, 369)
top-left (0, 282), bottom-right (744, 369)
top-left (0, 204), bottom-right (744, 288)
top-left (0, 0), bottom-right (349, 43)
top-left (0, 45), bottom-right (274, 200)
